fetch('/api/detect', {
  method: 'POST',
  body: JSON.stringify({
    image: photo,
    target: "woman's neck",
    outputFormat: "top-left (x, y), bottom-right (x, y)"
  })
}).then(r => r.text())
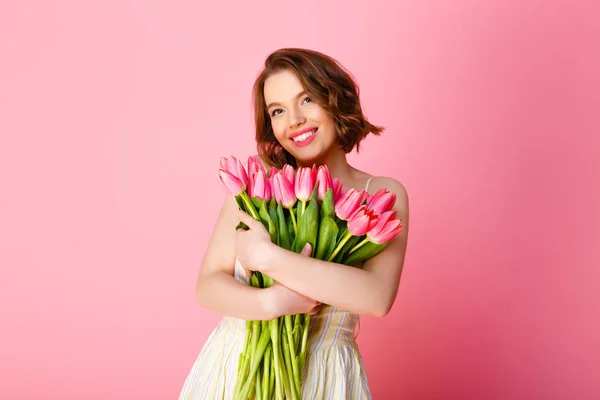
top-left (296, 146), bottom-right (359, 183)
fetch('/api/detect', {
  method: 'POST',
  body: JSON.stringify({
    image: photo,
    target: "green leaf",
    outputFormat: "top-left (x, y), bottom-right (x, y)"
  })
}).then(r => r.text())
top-left (250, 273), bottom-right (260, 288)
top-left (336, 219), bottom-right (347, 237)
top-left (234, 194), bottom-right (245, 211)
top-left (342, 241), bottom-right (388, 265)
top-left (295, 190), bottom-right (319, 254)
top-left (287, 208), bottom-right (296, 244)
top-left (276, 203), bottom-right (290, 250)
top-left (252, 196), bottom-right (263, 210)
top-left (314, 216), bottom-right (338, 260)
top-left (259, 200), bottom-right (277, 244)
top-left (235, 221), bottom-right (249, 231)
top-left (321, 188), bottom-right (335, 218)
top-left (296, 201), bottom-right (303, 224)
top-left (268, 198), bottom-right (279, 246)
top-left (333, 234), bottom-right (361, 264)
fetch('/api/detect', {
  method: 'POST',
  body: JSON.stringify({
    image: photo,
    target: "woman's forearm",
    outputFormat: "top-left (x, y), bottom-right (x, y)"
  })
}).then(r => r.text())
top-left (196, 270), bottom-right (274, 320)
top-left (262, 245), bottom-right (390, 317)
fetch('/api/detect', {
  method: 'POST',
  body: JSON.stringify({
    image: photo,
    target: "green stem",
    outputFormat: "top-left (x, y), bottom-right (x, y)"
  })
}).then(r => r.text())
top-left (284, 315), bottom-right (301, 396)
top-left (348, 237), bottom-right (369, 255)
top-left (326, 230), bottom-right (352, 262)
top-left (299, 314), bottom-right (311, 374)
top-left (282, 333), bottom-right (300, 400)
top-left (255, 365), bottom-right (262, 400)
top-left (269, 351), bottom-right (275, 400)
top-left (278, 318), bottom-right (292, 400)
top-left (262, 345), bottom-right (271, 399)
top-left (289, 207), bottom-right (297, 236)
top-left (269, 318), bottom-right (285, 400)
top-left (240, 191), bottom-right (260, 220)
top-left (292, 314), bottom-right (300, 351)
top-left (234, 320), bottom-right (253, 397)
top-left (237, 326), bottom-right (271, 400)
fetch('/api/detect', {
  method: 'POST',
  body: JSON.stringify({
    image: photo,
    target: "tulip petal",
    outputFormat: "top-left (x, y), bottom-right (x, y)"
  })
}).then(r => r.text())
top-left (347, 205), bottom-right (379, 236)
top-left (273, 172), bottom-right (296, 208)
top-left (217, 169), bottom-right (245, 196)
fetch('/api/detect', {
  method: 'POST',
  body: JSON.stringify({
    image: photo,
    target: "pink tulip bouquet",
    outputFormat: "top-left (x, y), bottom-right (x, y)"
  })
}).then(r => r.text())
top-left (217, 155), bottom-right (404, 400)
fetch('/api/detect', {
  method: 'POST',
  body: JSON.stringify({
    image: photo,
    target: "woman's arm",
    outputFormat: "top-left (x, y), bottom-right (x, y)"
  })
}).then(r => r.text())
top-left (195, 194), bottom-right (275, 320)
top-left (196, 194), bottom-right (321, 320)
top-left (240, 177), bottom-right (410, 318)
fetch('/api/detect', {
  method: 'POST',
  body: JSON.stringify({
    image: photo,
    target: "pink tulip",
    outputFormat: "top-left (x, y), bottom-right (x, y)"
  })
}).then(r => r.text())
top-left (315, 165), bottom-right (333, 201)
top-left (268, 166), bottom-right (278, 199)
top-left (347, 206), bottom-right (379, 236)
top-left (311, 163), bottom-right (318, 177)
top-left (246, 156), bottom-right (266, 198)
top-left (245, 155), bottom-right (261, 197)
top-left (217, 169), bottom-right (246, 196)
top-left (295, 167), bottom-right (316, 202)
top-left (366, 188), bottom-right (397, 214)
top-left (331, 178), bottom-right (343, 203)
top-left (273, 172), bottom-right (296, 208)
top-left (334, 188), bottom-right (369, 221)
top-left (281, 164), bottom-right (295, 187)
top-left (219, 156), bottom-right (248, 187)
top-left (250, 169), bottom-right (271, 201)
top-left (367, 210), bottom-right (404, 244)
top-left (247, 155), bottom-right (265, 176)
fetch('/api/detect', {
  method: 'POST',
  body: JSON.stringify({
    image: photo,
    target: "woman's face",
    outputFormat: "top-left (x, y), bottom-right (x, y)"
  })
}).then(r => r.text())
top-left (263, 69), bottom-right (338, 164)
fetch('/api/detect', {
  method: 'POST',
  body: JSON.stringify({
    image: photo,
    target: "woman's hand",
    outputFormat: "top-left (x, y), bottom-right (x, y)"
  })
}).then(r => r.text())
top-left (236, 209), bottom-right (322, 317)
top-left (262, 243), bottom-right (322, 318)
top-left (265, 282), bottom-right (322, 318)
top-left (235, 210), bottom-right (275, 273)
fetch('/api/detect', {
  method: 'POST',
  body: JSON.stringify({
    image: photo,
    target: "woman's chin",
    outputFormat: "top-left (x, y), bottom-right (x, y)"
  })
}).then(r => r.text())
top-left (285, 141), bottom-right (333, 166)
top-left (294, 150), bottom-right (325, 166)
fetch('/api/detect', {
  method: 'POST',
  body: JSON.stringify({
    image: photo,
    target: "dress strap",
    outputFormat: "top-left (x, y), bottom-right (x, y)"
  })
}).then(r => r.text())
top-left (365, 176), bottom-right (375, 192)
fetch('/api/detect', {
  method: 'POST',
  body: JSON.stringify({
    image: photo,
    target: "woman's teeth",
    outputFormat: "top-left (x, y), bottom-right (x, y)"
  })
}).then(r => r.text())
top-left (293, 129), bottom-right (316, 142)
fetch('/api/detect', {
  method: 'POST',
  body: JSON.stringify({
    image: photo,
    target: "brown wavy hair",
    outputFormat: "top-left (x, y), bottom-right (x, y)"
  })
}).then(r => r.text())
top-left (253, 48), bottom-right (384, 169)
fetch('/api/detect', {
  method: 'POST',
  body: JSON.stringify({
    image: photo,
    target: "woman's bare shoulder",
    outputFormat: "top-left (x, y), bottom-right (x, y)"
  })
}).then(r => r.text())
top-left (366, 175), bottom-right (409, 214)
top-left (368, 175), bottom-right (407, 194)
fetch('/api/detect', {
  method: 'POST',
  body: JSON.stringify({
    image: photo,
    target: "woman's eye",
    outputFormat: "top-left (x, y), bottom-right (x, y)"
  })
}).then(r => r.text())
top-left (301, 97), bottom-right (312, 104)
top-left (271, 109), bottom-right (283, 117)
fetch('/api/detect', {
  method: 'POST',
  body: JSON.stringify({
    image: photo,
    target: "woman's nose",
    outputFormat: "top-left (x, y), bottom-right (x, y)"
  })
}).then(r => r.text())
top-left (288, 108), bottom-right (306, 129)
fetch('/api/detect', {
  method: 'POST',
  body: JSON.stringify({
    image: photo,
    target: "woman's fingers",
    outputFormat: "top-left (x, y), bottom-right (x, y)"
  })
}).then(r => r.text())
top-left (300, 243), bottom-right (312, 256)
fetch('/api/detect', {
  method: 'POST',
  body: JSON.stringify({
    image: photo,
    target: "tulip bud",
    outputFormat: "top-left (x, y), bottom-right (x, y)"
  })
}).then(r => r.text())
top-left (367, 211), bottom-right (404, 244)
top-left (273, 172), bottom-right (296, 209)
top-left (347, 205), bottom-right (379, 236)
top-left (366, 188), bottom-right (397, 214)
top-left (219, 156), bottom-right (248, 187)
top-left (295, 167), bottom-right (316, 203)
top-left (247, 155), bottom-right (265, 177)
top-left (217, 169), bottom-right (246, 196)
top-left (281, 164), bottom-right (295, 187)
top-left (250, 169), bottom-right (271, 202)
top-left (315, 165), bottom-right (333, 201)
top-left (331, 178), bottom-right (343, 203)
top-left (334, 188), bottom-right (369, 221)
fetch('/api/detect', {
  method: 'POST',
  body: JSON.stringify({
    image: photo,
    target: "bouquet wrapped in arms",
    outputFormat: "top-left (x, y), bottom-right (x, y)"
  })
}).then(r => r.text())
top-left (217, 155), bottom-right (404, 400)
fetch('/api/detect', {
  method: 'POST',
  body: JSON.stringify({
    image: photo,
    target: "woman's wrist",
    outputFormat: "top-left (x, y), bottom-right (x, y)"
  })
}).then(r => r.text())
top-left (258, 286), bottom-right (277, 320)
top-left (259, 242), bottom-right (285, 275)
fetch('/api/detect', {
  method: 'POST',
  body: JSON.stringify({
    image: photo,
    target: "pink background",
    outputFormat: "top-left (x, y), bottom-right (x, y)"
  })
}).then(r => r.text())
top-left (1, 1), bottom-right (599, 399)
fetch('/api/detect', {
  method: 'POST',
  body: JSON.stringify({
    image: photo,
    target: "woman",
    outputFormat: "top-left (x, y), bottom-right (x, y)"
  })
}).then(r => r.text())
top-left (179, 48), bottom-right (409, 399)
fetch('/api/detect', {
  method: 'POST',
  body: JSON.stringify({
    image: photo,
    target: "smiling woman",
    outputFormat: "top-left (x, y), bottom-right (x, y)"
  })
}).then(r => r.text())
top-left (179, 48), bottom-right (409, 400)
top-left (253, 49), bottom-right (384, 169)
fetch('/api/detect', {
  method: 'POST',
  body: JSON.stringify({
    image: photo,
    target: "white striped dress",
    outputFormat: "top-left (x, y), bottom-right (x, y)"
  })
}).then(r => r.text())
top-left (179, 177), bottom-right (375, 399)
top-left (178, 259), bottom-right (373, 400)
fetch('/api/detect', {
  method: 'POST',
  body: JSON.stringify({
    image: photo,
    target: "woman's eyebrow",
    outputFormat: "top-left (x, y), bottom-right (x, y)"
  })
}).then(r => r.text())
top-left (267, 91), bottom-right (307, 110)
